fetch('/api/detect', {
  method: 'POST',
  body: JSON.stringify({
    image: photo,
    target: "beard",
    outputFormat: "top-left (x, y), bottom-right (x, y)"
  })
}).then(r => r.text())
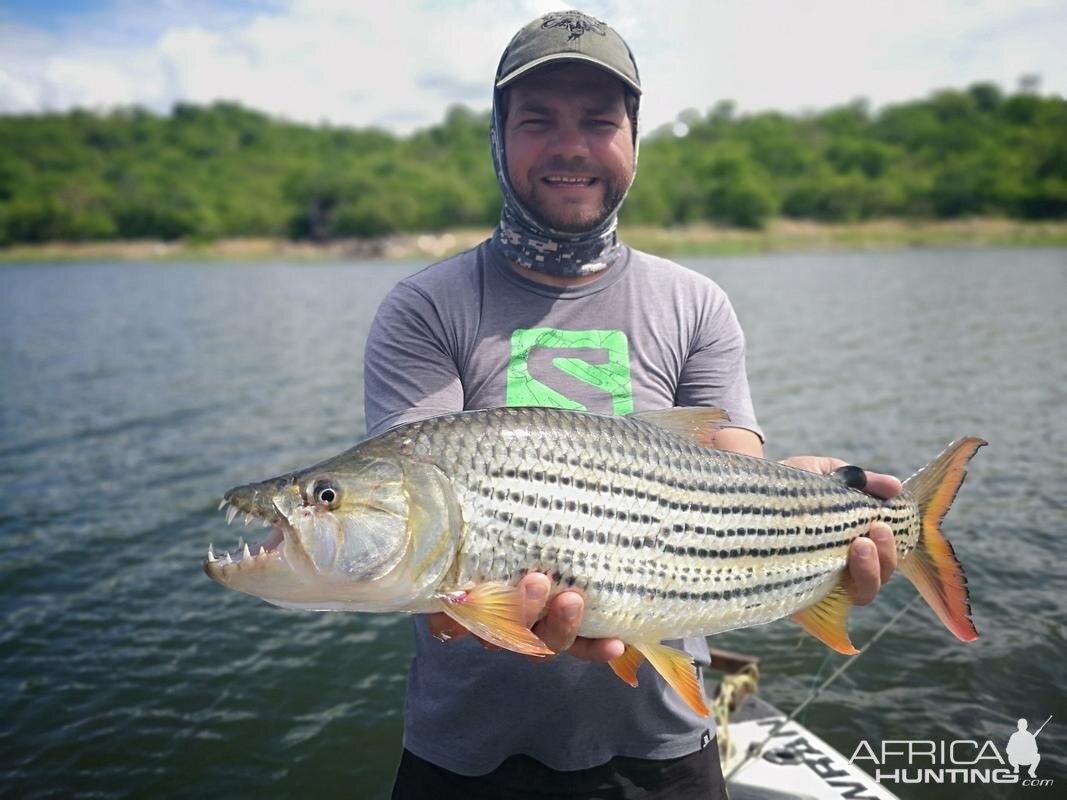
top-left (512, 158), bottom-right (629, 234)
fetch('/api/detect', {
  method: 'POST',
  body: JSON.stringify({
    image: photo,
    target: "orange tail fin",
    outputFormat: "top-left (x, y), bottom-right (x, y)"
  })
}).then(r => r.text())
top-left (899, 437), bottom-right (986, 643)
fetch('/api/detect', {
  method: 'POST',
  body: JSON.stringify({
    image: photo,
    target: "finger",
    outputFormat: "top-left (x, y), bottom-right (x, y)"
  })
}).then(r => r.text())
top-left (868, 521), bottom-right (898, 584)
top-left (567, 636), bottom-right (626, 663)
top-left (518, 572), bottom-right (551, 626)
top-left (862, 471), bottom-right (904, 500)
top-left (426, 612), bottom-right (471, 643)
top-left (847, 536), bottom-right (880, 605)
top-left (532, 590), bottom-right (584, 654)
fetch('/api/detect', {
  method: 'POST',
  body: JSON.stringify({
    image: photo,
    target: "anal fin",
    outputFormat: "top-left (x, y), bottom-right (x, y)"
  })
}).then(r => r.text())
top-left (608, 644), bottom-right (645, 687)
top-left (437, 583), bottom-right (554, 657)
top-left (633, 642), bottom-right (709, 716)
top-left (791, 581), bottom-right (860, 655)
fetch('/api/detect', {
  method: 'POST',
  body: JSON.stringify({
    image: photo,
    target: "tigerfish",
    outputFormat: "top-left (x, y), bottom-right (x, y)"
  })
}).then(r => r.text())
top-left (204, 407), bottom-right (984, 716)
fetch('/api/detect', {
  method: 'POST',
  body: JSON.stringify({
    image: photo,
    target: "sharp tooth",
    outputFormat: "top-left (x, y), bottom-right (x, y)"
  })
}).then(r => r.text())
top-left (218, 499), bottom-right (229, 511)
top-left (258, 545), bottom-right (266, 557)
top-left (226, 505), bottom-right (239, 525)
top-left (260, 518), bottom-right (271, 528)
top-left (244, 513), bottom-right (255, 527)
top-left (207, 544), bottom-right (217, 562)
top-left (223, 552), bottom-right (233, 564)
top-left (243, 543), bottom-right (252, 560)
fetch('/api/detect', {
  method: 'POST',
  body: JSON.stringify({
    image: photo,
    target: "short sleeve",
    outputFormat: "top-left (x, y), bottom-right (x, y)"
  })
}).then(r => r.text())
top-left (675, 291), bottom-right (763, 441)
top-left (363, 282), bottom-right (465, 437)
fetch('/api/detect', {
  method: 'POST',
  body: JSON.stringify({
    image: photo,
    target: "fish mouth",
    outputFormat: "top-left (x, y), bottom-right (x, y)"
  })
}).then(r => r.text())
top-left (203, 497), bottom-right (289, 579)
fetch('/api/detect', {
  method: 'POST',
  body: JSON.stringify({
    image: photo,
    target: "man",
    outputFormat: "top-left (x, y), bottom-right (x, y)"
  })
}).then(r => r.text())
top-left (364, 10), bottom-right (900, 799)
top-left (1006, 718), bottom-right (1042, 779)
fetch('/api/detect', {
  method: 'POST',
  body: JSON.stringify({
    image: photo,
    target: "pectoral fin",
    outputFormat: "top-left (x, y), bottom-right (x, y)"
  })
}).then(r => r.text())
top-left (608, 644), bottom-right (646, 687)
top-left (791, 582), bottom-right (860, 655)
top-left (633, 642), bottom-right (709, 717)
top-left (437, 583), bottom-right (554, 657)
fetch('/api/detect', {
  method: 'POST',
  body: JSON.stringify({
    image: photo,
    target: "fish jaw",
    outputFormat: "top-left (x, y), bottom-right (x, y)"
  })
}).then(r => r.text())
top-left (205, 450), bottom-right (465, 613)
top-left (205, 479), bottom-right (333, 604)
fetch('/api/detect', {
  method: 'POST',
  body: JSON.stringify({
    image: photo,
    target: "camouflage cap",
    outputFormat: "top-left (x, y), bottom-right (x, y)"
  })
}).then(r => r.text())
top-left (496, 10), bottom-right (641, 95)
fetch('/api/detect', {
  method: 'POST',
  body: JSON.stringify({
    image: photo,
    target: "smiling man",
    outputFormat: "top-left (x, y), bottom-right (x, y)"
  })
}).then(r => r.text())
top-left (364, 10), bottom-right (900, 799)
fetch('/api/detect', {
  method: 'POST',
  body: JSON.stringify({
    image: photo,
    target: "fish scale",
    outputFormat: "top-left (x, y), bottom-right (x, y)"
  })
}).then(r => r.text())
top-left (207, 405), bottom-right (982, 717)
top-left (387, 407), bottom-right (917, 641)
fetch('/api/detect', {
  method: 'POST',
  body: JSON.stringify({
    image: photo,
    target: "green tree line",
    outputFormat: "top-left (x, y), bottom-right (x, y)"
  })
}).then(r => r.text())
top-left (1, 82), bottom-right (1064, 244)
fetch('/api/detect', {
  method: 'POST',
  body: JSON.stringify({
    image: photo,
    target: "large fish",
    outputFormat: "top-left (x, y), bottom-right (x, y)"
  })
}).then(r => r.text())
top-left (205, 407), bottom-right (984, 715)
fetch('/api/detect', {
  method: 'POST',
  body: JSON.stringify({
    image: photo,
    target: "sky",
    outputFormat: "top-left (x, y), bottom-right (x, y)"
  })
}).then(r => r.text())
top-left (1, 0), bottom-right (1065, 135)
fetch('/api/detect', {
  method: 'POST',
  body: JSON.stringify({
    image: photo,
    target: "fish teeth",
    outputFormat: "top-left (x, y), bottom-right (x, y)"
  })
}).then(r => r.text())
top-left (260, 518), bottom-right (271, 528)
top-left (243, 543), bottom-right (252, 560)
top-left (243, 513), bottom-right (254, 527)
top-left (225, 505), bottom-right (239, 525)
top-left (258, 546), bottom-right (266, 557)
top-left (207, 544), bottom-right (216, 563)
top-left (218, 499), bottom-right (229, 511)
top-left (223, 552), bottom-right (233, 564)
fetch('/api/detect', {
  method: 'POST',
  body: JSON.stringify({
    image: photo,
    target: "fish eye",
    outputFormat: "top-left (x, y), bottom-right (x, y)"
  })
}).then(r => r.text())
top-left (313, 480), bottom-right (341, 508)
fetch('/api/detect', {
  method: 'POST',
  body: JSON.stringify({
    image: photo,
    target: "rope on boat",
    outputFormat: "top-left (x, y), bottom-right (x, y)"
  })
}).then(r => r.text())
top-left (714, 662), bottom-right (761, 765)
top-left (722, 593), bottom-right (922, 782)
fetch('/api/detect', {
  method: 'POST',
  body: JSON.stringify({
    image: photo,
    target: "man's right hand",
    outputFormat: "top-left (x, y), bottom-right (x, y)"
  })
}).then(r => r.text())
top-left (426, 572), bottom-right (625, 662)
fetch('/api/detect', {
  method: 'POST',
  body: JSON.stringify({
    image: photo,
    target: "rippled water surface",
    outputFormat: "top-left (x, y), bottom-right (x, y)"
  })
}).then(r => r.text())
top-left (1, 249), bottom-right (1064, 799)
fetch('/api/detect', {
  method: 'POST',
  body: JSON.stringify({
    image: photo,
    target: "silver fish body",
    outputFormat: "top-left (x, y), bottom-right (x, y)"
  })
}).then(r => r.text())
top-left (207, 406), bottom-right (982, 713)
top-left (366, 406), bottom-right (919, 641)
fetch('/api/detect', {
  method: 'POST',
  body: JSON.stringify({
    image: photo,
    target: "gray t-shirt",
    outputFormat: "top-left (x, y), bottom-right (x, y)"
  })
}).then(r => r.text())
top-left (363, 239), bottom-right (761, 775)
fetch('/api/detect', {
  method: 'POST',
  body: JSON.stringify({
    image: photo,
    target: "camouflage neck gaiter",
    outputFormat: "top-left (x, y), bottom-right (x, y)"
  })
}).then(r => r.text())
top-left (489, 82), bottom-right (639, 278)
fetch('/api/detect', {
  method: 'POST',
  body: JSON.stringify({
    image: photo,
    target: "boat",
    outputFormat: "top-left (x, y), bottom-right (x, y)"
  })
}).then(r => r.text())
top-left (706, 649), bottom-right (900, 800)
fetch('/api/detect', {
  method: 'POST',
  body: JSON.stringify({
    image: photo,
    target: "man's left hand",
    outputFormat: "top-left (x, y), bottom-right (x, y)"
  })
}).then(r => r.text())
top-left (779, 456), bottom-right (902, 605)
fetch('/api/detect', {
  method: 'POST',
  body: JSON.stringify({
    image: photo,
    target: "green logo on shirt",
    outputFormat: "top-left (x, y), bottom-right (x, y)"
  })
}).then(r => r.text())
top-left (507, 328), bottom-right (633, 415)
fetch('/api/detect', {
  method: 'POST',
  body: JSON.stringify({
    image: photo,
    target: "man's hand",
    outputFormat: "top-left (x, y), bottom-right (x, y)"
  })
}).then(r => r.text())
top-left (426, 573), bottom-right (625, 662)
top-left (780, 456), bottom-right (902, 605)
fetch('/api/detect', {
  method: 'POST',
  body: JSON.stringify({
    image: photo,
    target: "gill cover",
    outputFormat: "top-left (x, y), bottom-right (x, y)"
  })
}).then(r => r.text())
top-left (276, 453), bottom-right (464, 613)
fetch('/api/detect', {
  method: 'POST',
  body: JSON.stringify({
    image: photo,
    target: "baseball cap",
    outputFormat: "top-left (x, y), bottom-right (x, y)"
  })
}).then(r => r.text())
top-left (496, 10), bottom-right (641, 95)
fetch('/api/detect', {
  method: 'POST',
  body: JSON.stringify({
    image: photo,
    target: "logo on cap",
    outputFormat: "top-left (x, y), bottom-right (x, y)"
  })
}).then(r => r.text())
top-left (541, 12), bottom-right (606, 41)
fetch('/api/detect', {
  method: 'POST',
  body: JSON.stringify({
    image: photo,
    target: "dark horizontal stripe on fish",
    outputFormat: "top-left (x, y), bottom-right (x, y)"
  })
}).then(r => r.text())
top-left (661, 534), bottom-right (854, 560)
top-left (485, 461), bottom-right (853, 504)
top-left (588, 571), bottom-right (825, 602)
top-left (481, 481), bottom-right (864, 523)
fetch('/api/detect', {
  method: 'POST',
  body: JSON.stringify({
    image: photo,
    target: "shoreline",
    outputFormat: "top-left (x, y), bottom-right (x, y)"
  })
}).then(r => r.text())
top-left (2, 218), bottom-right (1066, 263)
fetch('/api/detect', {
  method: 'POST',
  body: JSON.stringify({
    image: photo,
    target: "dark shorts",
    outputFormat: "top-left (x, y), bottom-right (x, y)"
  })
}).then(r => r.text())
top-left (391, 742), bottom-right (729, 800)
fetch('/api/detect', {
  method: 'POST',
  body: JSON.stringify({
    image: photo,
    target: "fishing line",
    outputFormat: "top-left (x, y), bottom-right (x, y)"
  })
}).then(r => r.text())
top-left (723, 593), bottom-right (923, 782)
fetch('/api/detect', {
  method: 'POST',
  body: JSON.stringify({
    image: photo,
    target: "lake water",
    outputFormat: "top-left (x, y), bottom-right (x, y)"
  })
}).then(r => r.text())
top-left (1, 248), bottom-right (1064, 799)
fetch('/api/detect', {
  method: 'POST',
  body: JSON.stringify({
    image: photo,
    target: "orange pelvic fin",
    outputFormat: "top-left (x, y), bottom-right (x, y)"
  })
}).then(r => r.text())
top-left (899, 437), bottom-right (986, 643)
top-left (437, 583), bottom-right (554, 657)
top-left (633, 642), bottom-right (709, 717)
top-left (608, 644), bottom-right (646, 687)
top-left (792, 582), bottom-right (860, 655)
top-left (630, 407), bottom-right (731, 448)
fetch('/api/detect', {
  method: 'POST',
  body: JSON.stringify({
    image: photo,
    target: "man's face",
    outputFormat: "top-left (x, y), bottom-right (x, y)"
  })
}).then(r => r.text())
top-left (504, 63), bottom-right (634, 233)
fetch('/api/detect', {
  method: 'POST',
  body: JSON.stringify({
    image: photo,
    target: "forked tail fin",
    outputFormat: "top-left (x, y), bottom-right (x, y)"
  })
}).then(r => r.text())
top-left (899, 437), bottom-right (986, 643)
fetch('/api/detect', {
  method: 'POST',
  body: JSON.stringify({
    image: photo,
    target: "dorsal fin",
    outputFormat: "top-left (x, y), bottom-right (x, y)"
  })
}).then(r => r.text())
top-left (631, 408), bottom-right (731, 448)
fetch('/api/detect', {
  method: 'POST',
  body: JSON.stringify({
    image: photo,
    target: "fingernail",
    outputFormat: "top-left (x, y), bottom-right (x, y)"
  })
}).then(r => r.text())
top-left (854, 539), bottom-right (874, 559)
top-left (562, 601), bottom-right (581, 622)
top-left (525, 583), bottom-right (548, 603)
top-left (870, 526), bottom-right (891, 545)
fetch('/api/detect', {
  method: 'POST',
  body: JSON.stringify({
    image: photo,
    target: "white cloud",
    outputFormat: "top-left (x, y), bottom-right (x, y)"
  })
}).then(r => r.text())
top-left (0, 69), bottom-right (41, 113)
top-left (0, 0), bottom-right (1064, 133)
top-left (43, 57), bottom-right (139, 110)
